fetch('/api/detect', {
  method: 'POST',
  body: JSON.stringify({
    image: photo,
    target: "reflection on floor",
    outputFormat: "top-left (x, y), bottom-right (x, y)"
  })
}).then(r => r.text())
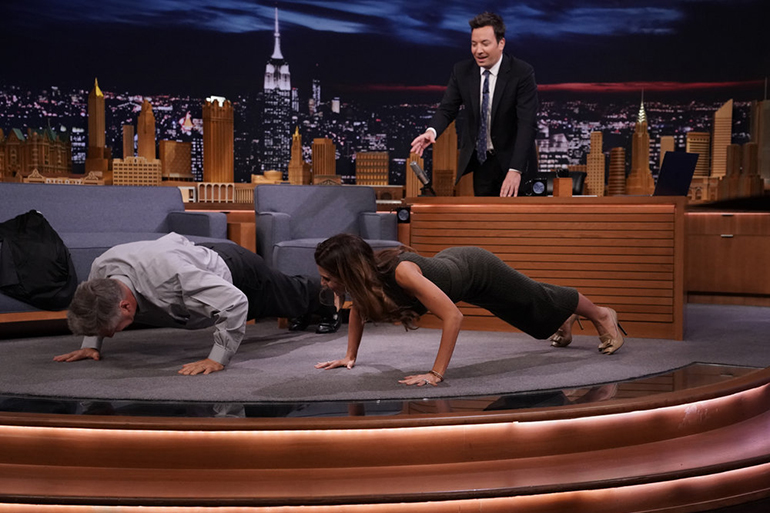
top-left (0, 363), bottom-right (759, 419)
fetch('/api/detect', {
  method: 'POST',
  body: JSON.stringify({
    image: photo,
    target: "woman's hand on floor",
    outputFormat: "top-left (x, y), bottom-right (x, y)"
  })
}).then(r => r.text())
top-left (315, 357), bottom-right (355, 370)
top-left (400, 373), bottom-right (440, 386)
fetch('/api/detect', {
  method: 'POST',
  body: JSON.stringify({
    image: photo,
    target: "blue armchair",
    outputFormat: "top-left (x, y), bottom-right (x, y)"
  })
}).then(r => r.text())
top-left (254, 184), bottom-right (400, 277)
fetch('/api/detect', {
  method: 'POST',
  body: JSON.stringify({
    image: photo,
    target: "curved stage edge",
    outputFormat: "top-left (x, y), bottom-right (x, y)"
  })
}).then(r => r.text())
top-left (1, 366), bottom-right (770, 512)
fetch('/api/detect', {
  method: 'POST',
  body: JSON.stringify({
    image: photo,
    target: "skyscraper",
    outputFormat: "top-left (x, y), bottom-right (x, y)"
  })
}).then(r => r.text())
top-left (686, 132), bottom-right (711, 177)
top-left (607, 147), bottom-right (626, 196)
top-left (87, 79), bottom-right (104, 151)
top-left (711, 99), bottom-right (733, 178)
top-left (262, 8), bottom-right (291, 176)
top-left (355, 152), bottom-right (389, 185)
top-left (586, 131), bottom-right (605, 196)
top-left (159, 140), bottom-right (194, 181)
top-left (626, 96), bottom-right (655, 195)
top-left (85, 78), bottom-right (111, 177)
top-left (659, 136), bottom-right (675, 167)
top-left (122, 125), bottom-right (134, 159)
top-left (112, 156), bottom-right (161, 186)
top-left (137, 99), bottom-right (156, 161)
top-left (687, 131), bottom-right (716, 202)
top-left (202, 96), bottom-right (234, 183)
top-left (750, 99), bottom-right (770, 180)
top-left (717, 142), bottom-right (763, 200)
top-left (310, 74), bottom-right (321, 116)
top-left (312, 138), bottom-right (336, 179)
top-left (287, 127), bottom-right (311, 185)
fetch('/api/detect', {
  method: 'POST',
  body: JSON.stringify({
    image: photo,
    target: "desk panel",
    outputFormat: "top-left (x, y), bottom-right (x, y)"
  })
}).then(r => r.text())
top-left (406, 197), bottom-right (686, 340)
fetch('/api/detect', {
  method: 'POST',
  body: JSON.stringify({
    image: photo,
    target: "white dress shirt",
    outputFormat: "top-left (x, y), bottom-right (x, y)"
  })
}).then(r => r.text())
top-left (80, 233), bottom-right (248, 366)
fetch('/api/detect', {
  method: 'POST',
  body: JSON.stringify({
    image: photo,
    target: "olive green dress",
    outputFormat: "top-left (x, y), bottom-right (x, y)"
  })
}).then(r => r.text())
top-left (385, 247), bottom-right (579, 339)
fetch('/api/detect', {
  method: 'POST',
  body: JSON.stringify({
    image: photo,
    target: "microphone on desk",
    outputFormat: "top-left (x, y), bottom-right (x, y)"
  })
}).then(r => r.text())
top-left (409, 161), bottom-right (436, 197)
top-left (409, 161), bottom-right (430, 185)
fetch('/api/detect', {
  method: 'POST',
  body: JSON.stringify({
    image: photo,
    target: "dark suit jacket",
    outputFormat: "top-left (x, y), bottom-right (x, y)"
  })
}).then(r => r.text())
top-left (429, 53), bottom-right (539, 184)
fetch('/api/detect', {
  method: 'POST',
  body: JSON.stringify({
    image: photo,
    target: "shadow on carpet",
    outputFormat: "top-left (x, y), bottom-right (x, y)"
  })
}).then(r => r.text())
top-left (0, 304), bottom-right (768, 403)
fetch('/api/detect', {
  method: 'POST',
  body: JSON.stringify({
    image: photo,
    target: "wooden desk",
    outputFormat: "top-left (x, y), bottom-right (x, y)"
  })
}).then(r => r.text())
top-left (406, 197), bottom-right (687, 340)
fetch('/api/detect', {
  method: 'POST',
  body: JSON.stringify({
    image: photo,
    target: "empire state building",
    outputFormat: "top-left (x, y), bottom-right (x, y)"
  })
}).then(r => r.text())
top-left (262, 8), bottom-right (291, 176)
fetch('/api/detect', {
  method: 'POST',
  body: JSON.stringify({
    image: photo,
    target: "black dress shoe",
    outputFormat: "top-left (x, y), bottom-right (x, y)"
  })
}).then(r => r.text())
top-left (316, 313), bottom-right (341, 334)
top-left (288, 315), bottom-right (310, 331)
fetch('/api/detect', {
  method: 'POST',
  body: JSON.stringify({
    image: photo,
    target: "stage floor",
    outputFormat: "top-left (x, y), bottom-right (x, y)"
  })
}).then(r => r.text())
top-left (0, 362), bottom-right (761, 419)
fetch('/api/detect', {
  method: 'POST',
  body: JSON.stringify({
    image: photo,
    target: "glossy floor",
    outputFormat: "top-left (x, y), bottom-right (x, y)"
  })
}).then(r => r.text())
top-left (0, 363), bottom-right (759, 419)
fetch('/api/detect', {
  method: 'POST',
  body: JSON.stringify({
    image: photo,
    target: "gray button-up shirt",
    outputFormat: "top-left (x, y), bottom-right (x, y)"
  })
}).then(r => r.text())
top-left (80, 233), bottom-right (248, 365)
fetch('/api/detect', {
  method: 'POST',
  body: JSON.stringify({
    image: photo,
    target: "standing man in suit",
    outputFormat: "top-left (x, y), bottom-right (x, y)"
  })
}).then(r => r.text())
top-left (411, 12), bottom-right (539, 197)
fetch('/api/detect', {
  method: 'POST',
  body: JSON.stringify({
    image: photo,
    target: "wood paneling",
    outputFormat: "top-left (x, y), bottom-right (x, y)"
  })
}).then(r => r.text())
top-left (1, 368), bottom-right (769, 510)
top-left (406, 197), bottom-right (686, 340)
top-left (687, 212), bottom-right (770, 299)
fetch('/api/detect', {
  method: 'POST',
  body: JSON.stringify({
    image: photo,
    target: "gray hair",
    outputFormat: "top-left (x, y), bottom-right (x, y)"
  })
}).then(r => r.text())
top-left (67, 279), bottom-right (124, 336)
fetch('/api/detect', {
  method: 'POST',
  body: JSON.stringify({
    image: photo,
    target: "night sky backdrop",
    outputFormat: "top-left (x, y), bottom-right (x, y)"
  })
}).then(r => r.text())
top-left (1, 0), bottom-right (767, 102)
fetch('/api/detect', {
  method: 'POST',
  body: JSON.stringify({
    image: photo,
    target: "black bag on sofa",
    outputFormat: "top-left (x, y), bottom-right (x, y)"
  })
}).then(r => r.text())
top-left (0, 210), bottom-right (78, 310)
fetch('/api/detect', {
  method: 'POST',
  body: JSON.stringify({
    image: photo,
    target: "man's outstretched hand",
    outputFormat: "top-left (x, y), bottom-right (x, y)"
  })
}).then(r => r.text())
top-left (179, 358), bottom-right (224, 375)
top-left (410, 131), bottom-right (436, 156)
top-left (54, 348), bottom-right (101, 362)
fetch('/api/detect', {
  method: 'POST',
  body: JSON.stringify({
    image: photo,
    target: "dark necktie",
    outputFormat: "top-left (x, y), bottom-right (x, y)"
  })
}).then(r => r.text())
top-left (477, 70), bottom-right (490, 163)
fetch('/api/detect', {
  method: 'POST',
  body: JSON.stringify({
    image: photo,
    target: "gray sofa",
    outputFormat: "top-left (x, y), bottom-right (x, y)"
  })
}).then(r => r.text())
top-left (0, 182), bottom-right (229, 314)
top-left (255, 184), bottom-right (400, 278)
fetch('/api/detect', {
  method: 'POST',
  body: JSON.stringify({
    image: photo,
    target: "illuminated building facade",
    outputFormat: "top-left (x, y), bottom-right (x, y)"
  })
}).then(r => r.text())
top-left (717, 142), bottom-right (763, 200)
top-left (287, 128), bottom-right (311, 185)
top-left (312, 137), bottom-right (336, 178)
top-left (112, 156), bottom-right (161, 186)
top-left (585, 131), bottom-right (605, 196)
top-left (137, 99), bottom-right (156, 161)
top-left (159, 140), bottom-right (194, 181)
top-left (262, 8), bottom-right (291, 176)
top-left (686, 131), bottom-right (717, 202)
top-left (122, 125), bottom-right (134, 159)
top-left (751, 99), bottom-right (770, 180)
top-left (626, 97), bottom-right (655, 195)
top-left (659, 135), bottom-right (675, 166)
top-left (202, 96), bottom-right (234, 183)
top-left (686, 132), bottom-right (711, 177)
top-left (355, 151), bottom-right (389, 185)
top-left (711, 99), bottom-right (733, 178)
top-left (84, 78), bottom-right (111, 177)
top-left (607, 147), bottom-right (626, 196)
top-left (0, 127), bottom-right (72, 181)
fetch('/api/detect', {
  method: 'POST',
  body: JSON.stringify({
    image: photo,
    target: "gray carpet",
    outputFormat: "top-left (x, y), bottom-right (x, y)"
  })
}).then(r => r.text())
top-left (0, 303), bottom-right (768, 403)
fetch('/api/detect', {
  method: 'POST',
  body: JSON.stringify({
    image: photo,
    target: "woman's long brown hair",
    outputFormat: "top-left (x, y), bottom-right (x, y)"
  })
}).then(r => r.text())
top-left (314, 234), bottom-right (420, 329)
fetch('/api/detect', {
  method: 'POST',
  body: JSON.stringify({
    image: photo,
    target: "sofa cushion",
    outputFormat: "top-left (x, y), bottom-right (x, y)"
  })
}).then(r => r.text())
top-left (0, 183), bottom-right (184, 235)
top-left (255, 185), bottom-right (378, 240)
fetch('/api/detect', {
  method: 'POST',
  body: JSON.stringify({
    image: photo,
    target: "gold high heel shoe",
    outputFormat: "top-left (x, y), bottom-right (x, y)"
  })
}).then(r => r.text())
top-left (598, 307), bottom-right (627, 355)
top-left (549, 314), bottom-right (584, 347)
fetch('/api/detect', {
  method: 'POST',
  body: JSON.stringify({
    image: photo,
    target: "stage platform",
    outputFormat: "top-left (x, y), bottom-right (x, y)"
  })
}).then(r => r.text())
top-left (2, 304), bottom-right (770, 512)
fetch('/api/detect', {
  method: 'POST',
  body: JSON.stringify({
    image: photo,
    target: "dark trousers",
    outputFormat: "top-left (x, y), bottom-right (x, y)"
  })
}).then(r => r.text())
top-left (473, 151), bottom-right (505, 197)
top-left (197, 242), bottom-right (324, 320)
